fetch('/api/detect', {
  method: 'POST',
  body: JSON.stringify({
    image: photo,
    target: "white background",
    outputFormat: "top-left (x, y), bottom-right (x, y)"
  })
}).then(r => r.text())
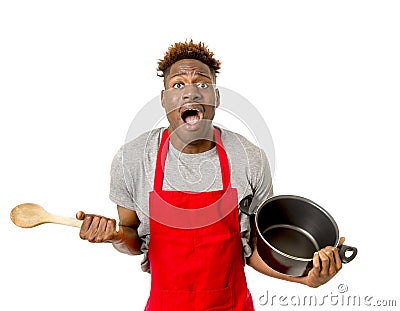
top-left (1, 1), bottom-right (399, 310)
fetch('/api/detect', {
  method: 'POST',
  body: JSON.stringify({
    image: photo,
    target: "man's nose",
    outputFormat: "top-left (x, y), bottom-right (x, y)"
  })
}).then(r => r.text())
top-left (182, 84), bottom-right (201, 101)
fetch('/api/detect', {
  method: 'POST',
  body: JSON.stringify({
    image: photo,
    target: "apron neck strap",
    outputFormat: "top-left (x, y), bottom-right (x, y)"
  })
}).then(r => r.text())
top-left (154, 127), bottom-right (231, 191)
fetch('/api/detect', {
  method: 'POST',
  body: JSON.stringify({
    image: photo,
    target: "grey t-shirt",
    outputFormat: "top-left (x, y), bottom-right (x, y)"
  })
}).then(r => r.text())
top-left (109, 127), bottom-right (273, 272)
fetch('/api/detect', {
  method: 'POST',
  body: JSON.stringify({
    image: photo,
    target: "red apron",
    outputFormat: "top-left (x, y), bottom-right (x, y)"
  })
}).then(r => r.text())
top-left (146, 128), bottom-right (255, 311)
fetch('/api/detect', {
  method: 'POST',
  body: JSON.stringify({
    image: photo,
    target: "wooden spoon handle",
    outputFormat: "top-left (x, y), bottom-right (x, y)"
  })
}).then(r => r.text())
top-left (47, 215), bottom-right (83, 228)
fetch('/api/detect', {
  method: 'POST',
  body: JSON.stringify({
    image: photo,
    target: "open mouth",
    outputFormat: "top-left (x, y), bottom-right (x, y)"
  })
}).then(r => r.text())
top-left (181, 108), bottom-right (203, 125)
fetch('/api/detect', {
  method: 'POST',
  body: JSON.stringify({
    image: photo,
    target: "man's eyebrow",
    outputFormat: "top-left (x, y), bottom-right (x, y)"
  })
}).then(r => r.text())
top-left (196, 72), bottom-right (212, 79)
top-left (170, 71), bottom-right (212, 79)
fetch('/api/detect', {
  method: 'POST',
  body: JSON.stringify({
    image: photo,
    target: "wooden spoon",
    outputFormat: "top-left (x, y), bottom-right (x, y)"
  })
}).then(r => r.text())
top-left (10, 203), bottom-right (82, 228)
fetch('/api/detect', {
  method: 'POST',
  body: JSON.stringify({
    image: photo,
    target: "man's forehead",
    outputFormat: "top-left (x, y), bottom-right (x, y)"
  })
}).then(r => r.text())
top-left (169, 59), bottom-right (212, 76)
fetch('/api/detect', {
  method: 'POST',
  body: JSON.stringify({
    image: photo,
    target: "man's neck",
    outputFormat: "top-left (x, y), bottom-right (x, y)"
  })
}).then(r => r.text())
top-left (168, 128), bottom-right (215, 154)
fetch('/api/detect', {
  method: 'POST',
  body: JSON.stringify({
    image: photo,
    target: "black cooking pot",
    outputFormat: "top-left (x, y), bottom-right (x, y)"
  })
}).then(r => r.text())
top-left (239, 195), bottom-right (357, 276)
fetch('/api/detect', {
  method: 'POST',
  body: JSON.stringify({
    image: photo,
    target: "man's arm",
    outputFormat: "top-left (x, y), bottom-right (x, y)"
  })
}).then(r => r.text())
top-left (246, 221), bottom-right (344, 288)
top-left (76, 205), bottom-right (142, 255)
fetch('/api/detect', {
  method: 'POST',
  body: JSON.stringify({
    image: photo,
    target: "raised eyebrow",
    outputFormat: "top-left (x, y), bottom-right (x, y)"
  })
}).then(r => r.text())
top-left (170, 72), bottom-right (186, 79)
top-left (170, 72), bottom-right (212, 80)
top-left (196, 72), bottom-right (212, 79)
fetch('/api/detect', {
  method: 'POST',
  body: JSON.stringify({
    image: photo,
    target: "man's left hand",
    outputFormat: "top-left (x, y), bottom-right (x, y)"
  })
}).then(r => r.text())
top-left (303, 237), bottom-right (345, 288)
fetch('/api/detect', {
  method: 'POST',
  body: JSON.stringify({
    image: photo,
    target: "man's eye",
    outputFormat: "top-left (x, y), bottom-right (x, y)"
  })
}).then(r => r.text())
top-left (173, 83), bottom-right (185, 89)
top-left (196, 82), bottom-right (209, 89)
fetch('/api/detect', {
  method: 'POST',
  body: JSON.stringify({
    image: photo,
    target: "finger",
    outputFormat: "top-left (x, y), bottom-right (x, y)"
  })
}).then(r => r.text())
top-left (326, 247), bottom-right (336, 275)
top-left (312, 251), bottom-right (320, 272)
top-left (333, 247), bottom-right (343, 271)
top-left (318, 250), bottom-right (330, 276)
top-left (105, 219), bottom-right (118, 240)
top-left (76, 211), bottom-right (85, 220)
top-left (87, 216), bottom-right (101, 242)
top-left (95, 218), bottom-right (108, 242)
top-left (338, 237), bottom-right (345, 247)
top-left (306, 252), bottom-right (321, 286)
top-left (79, 214), bottom-right (93, 239)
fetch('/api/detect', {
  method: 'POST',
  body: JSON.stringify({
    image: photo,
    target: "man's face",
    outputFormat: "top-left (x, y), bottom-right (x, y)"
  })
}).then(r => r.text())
top-left (161, 59), bottom-right (220, 145)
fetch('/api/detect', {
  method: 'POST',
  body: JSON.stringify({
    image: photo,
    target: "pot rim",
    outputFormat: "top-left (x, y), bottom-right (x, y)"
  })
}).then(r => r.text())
top-left (255, 194), bottom-right (340, 262)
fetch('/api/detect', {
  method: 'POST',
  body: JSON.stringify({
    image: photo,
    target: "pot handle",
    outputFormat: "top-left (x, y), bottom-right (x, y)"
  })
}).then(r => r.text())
top-left (338, 244), bottom-right (358, 263)
top-left (238, 195), bottom-right (254, 216)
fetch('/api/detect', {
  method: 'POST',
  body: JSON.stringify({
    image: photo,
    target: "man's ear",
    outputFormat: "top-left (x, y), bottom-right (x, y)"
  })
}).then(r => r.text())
top-left (161, 89), bottom-right (165, 108)
top-left (215, 88), bottom-right (220, 108)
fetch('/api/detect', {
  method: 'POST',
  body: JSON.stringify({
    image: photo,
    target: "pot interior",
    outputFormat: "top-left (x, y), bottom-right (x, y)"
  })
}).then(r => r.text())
top-left (262, 224), bottom-right (319, 259)
top-left (257, 196), bottom-right (339, 259)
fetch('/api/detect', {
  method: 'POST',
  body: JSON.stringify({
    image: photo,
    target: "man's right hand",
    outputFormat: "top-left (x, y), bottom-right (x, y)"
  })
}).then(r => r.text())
top-left (76, 211), bottom-right (122, 243)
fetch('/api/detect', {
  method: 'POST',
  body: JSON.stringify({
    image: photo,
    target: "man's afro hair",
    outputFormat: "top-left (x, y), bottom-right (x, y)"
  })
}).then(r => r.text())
top-left (157, 40), bottom-right (221, 77)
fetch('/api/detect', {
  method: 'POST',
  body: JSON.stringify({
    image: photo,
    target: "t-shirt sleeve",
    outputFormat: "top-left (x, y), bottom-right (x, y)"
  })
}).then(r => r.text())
top-left (250, 149), bottom-right (274, 214)
top-left (241, 148), bottom-right (273, 259)
top-left (109, 147), bottom-right (136, 210)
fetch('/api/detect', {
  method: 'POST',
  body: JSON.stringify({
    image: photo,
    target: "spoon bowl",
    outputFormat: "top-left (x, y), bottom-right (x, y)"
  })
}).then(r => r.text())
top-left (10, 203), bottom-right (82, 228)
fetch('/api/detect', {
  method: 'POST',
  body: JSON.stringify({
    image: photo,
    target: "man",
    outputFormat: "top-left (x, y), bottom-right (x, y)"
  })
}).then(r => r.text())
top-left (76, 40), bottom-right (344, 310)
